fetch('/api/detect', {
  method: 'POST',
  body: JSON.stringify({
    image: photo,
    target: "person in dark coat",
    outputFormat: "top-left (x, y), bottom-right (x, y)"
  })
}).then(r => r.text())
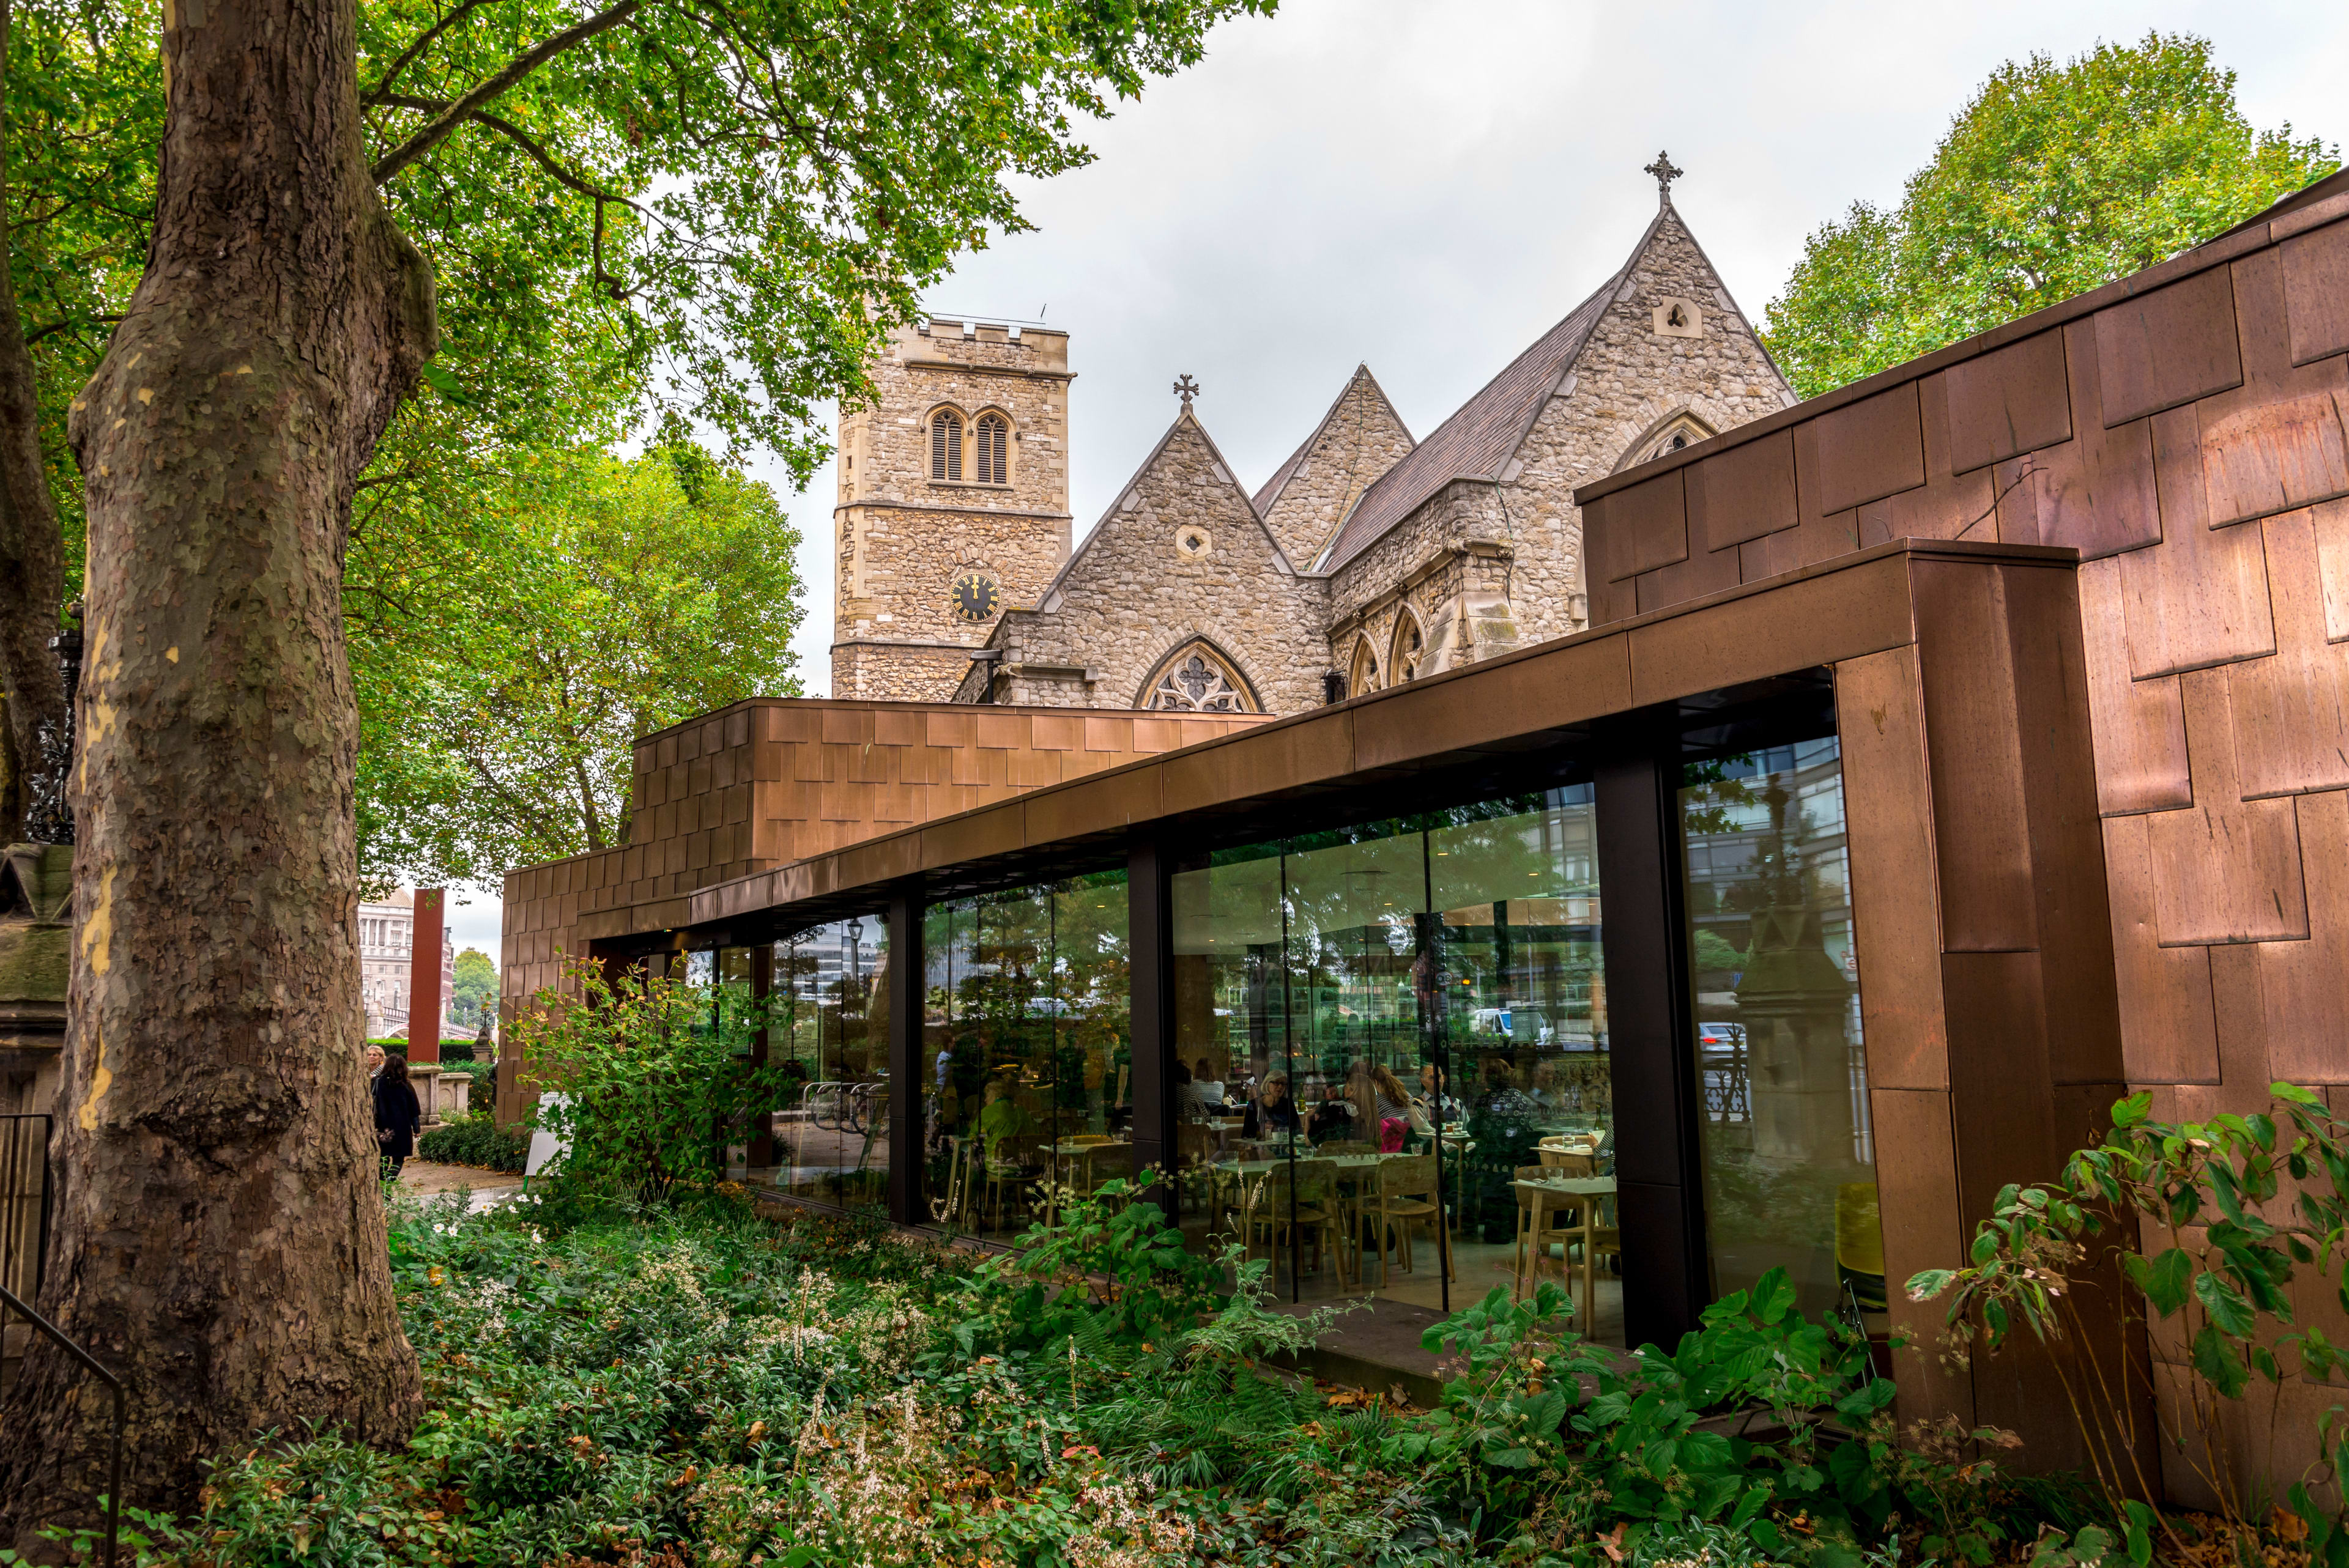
top-left (368, 1043), bottom-right (421, 1178)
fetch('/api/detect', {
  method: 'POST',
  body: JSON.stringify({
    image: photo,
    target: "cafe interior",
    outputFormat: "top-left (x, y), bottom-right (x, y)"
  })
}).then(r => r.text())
top-left (685, 679), bottom-right (1883, 1353)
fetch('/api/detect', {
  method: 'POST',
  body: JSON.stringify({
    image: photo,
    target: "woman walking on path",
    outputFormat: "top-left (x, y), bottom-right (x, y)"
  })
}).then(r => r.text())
top-left (368, 1043), bottom-right (421, 1178)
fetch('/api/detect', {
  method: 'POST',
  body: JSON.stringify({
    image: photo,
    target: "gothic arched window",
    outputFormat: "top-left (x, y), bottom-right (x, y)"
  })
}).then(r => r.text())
top-left (974, 412), bottom-right (1010, 484)
top-left (930, 409), bottom-right (965, 480)
top-left (1142, 643), bottom-right (1257, 713)
top-left (1348, 637), bottom-right (1380, 697)
top-left (1390, 613), bottom-right (1425, 684)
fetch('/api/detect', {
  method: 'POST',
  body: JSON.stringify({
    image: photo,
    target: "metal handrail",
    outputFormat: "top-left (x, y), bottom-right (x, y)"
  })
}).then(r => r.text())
top-left (0, 1279), bottom-right (126, 1568)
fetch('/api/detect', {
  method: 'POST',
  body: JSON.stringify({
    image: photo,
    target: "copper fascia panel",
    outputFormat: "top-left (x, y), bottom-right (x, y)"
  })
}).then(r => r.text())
top-left (684, 539), bottom-right (2077, 933)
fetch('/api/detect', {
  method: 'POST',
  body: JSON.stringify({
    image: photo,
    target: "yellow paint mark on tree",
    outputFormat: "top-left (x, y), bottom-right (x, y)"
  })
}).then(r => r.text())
top-left (76, 867), bottom-right (117, 1131)
top-left (165, 647), bottom-right (179, 663)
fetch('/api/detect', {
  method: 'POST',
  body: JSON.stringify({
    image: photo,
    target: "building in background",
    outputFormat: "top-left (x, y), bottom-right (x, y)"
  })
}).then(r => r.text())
top-left (359, 888), bottom-right (455, 1041)
top-left (833, 161), bottom-right (1795, 714)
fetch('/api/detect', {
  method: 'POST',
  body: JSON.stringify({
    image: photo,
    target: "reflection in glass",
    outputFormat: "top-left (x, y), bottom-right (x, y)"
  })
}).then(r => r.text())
top-left (760, 916), bottom-right (889, 1213)
top-left (1680, 738), bottom-right (1881, 1322)
top-left (923, 872), bottom-right (1130, 1238)
top-left (1167, 790), bottom-right (1616, 1341)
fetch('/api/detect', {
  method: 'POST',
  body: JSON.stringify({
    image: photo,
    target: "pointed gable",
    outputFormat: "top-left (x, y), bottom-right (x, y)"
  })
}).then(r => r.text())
top-left (1315, 207), bottom-right (1675, 573)
top-left (1252, 366), bottom-right (1416, 567)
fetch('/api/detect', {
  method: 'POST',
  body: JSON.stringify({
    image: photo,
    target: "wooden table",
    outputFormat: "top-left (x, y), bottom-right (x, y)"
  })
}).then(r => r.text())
top-left (1046, 1139), bottom-right (1131, 1221)
top-left (1212, 1152), bottom-right (1397, 1285)
top-left (1513, 1175), bottom-right (1616, 1328)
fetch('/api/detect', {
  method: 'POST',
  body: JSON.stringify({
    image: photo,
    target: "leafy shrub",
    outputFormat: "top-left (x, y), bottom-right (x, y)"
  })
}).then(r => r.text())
top-left (416, 1110), bottom-right (529, 1173)
top-left (1912, 1083), bottom-right (2349, 1564)
top-left (510, 956), bottom-right (793, 1204)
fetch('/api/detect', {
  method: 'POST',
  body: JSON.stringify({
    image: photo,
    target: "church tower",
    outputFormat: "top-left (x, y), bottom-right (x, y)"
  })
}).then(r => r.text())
top-left (831, 318), bottom-right (1074, 700)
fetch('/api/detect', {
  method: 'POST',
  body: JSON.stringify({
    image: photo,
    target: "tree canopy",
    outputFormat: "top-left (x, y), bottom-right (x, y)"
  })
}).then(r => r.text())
top-left (1762, 33), bottom-right (2340, 398)
top-left (354, 442), bottom-right (804, 888)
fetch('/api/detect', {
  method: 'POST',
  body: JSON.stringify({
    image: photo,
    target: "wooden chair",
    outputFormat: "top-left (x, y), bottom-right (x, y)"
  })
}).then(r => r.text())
top-left (983, 1132), bottom-right (1045, 1233)
top-left (1538, 1148), bottom-right (1596, 1174)
top-left (1173, 1123), bottom-right (1217, 1224)
top-left (1244, 1158), bottom-right (1347, 1285)
top-left (1367, 1153), bottom-right (1453, 1282)
top-left (1512, 1164), bottom-right (1579, 1302)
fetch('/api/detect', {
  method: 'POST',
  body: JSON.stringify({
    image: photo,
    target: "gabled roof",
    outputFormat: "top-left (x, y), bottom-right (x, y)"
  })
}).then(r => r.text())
top-left (1315, 205), bottom-right (1672, 574)
top-left (1252, 363), bottom-right (1414, 517)
top-left (1022, 407), bottom-right (1296, 617)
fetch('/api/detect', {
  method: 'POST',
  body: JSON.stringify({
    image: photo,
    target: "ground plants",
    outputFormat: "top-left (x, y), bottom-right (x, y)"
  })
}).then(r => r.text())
top-left (416, 1110), bottom-right (530, 1175)
top-left (1912, 1083), bottom-right (2349, 1565)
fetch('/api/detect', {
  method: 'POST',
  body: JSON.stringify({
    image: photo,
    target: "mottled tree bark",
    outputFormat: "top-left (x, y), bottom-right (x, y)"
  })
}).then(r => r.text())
top-left (0, 0), bottom-right (433, 1537)
top-left (0, 0), bottom-right (70, 844)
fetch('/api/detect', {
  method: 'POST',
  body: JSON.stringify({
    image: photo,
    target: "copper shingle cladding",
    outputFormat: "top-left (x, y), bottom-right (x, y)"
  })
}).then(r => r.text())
top-left (1571, 171), bottom-right (2349, 1504)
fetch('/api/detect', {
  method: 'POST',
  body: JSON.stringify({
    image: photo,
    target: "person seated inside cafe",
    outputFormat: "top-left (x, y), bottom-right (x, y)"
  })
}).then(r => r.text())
top-left (1368, 1063), bottom-right (1414, 1151)
top-left (979, 1078), bottom-right (1029, 1164)
top-left (1414, 1062), bottom-right (1465, 1131)
top-left (1173, 1060), bottom-right (1211, 1123)
top-left (1195, 1057), bottom-right (1227, 1112)
top-left (1242, 1071), bottom-right (1300, 1139)
top-left (1304, 1074), bottom-right (1356, 1144)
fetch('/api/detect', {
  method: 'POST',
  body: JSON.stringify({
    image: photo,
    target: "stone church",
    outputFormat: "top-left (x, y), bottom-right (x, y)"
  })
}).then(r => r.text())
top-left (829, 166), bottom-right (1795, 714)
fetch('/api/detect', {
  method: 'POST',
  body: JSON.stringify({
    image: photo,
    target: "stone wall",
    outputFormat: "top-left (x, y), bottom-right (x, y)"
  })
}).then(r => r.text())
top-left (1491, 207), bottom-right (1794, 649)
top-left (1325, 205), bottom-right (1791, 684)
top-left (968, 415), bottom-right (1334, 712)
top-left (833, 320), bottom-right (1075, 698)
top-left (1258, 366), bottom-right (1417, 567)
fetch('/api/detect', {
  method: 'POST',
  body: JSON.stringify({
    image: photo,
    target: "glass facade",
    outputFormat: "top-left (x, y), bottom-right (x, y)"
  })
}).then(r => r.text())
top-left (922, 871), bottom-right (1132, 1238)
top-left (763, 915), bottom-right (890, 1213)
top-left (1168, 789), bottom-right (1619, 1340)
top-left (1678, 737), bottom-right (1881, 1320)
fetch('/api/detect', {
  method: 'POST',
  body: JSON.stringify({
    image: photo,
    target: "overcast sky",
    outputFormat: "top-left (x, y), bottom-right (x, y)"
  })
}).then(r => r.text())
top-left (456, 0), bottom-right (2349, 965)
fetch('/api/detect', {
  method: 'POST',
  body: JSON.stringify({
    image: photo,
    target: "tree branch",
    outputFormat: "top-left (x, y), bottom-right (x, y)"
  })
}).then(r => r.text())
top-left (362, 0), bottom-right (495, 108)
top-left (369, 0), bottom-right (648, 186)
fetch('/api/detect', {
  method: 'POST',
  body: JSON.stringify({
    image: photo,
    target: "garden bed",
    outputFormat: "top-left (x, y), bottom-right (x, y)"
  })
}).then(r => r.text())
top-left (67, 1180), bottom-right (2200, 1568)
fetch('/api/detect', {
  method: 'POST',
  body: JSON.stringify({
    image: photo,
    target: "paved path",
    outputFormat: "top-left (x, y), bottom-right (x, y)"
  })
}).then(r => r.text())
top-left (399, 1159), bottom-right (525, 1211)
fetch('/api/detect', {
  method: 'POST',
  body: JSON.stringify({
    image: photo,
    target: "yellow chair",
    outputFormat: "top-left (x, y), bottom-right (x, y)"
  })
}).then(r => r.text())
top-left (1837, 1182), bottom-right (1886, 1314)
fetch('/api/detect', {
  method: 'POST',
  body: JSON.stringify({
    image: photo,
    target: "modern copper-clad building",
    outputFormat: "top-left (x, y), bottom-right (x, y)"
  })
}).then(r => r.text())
top-left (502, 171), bottom-right (2349, 1499)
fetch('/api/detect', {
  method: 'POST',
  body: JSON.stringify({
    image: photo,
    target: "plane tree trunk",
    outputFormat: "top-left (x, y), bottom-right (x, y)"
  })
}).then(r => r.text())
top-left (0, 0), bottom-right (434, 1536)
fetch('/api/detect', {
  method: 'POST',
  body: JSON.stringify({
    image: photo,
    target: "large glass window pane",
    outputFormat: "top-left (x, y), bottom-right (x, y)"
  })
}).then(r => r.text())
top-left (1679, 739), bottom-right (1879, 1322)
top-left (922, 875), bottom-right (1131, 1238)
top-left (774, 915), bottom-right (889, 1213)
top-left (1431, 789), bottom-right (1616, 1342)
top-left (1171, 849), bottom-right (1284, 1257)
top-left (1279, 830), bottom-right (1439, 1307)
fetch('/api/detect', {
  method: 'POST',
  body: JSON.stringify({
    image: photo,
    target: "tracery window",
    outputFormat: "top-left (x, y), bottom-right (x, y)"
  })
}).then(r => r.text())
top-left (1145, 644), bottom-right (1256, 713)
top-left (974, 412), bottom-right (1010, 484)
top-left (1642, 413), bottom-right (1715, 465)
top-left (1348, 637), bottom-right (1380, 697)
top-left (1390, 614), bottom-right (1425, 684)
top-left (930, 410), bottom-right (965, 480)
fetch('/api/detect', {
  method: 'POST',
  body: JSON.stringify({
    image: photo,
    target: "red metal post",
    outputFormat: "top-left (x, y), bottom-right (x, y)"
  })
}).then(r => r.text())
top-left (408, 887), bottom-right (445, 1063)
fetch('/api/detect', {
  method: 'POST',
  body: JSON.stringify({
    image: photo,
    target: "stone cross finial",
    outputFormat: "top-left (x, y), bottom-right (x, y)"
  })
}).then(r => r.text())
top-left (1644, 150), bottom-right (1684, 204)
top-left (1173, 374), bottom-right (1200, 408)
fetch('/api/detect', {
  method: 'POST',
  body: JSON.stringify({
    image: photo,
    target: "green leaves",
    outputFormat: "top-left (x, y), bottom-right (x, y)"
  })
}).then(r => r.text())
top-left (1762, 32), bottom-right (2339, 397)
top-left (2121, 1248), bottom-right (2192, 1316)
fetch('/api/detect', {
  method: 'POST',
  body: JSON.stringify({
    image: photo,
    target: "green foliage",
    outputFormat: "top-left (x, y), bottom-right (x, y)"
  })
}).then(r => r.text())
top-left (945, 1177), bottom-right (1224, 1357)
top-left (1763, 32), bottom-right (2339, 396)
top-left (450, 949), bottom-right (498, 1032)
top-left (38, 1186), bottom-right (2173, 1567)
top-left (416, 1109), bottom-right (530, 1174)
top-left (511, 956), bottom-right (787, 1205)
top-left (353, 446), bottom-right (803, 887)
top-left (1911, 1082), bottom-right (2349, 1555)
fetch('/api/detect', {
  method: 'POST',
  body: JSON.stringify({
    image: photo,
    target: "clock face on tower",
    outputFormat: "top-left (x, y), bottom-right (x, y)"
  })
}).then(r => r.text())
top-left (949, 572), bottom-right (1001, 624)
